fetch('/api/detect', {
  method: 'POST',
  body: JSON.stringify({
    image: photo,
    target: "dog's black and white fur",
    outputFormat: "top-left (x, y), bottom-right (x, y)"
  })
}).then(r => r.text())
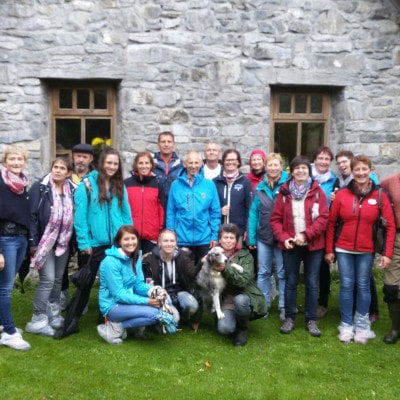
top-left (196, 246), bottom-right (243, 319)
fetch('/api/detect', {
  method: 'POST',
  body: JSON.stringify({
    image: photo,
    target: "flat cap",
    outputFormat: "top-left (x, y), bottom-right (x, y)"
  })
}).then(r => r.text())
top-left (72, 143), bottom-right (94, 155)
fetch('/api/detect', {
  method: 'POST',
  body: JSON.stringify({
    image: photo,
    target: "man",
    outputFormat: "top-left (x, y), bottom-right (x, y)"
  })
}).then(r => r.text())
top-left (71, 143), bottom-right (94, 184)
top-left (166, 151), bottom-right (221, 264)
top-left (311, 146), bottom-right (338, 319)
top-left (153, 131), bottom-right (183, 197)
top-left (203, 142), bottom-right (222, 180)
top-left (380, 172), bottom-right (400, 344)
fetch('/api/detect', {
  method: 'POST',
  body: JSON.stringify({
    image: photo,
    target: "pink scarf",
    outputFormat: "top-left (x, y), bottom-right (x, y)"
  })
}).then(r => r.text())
top-left (0, 165), bottom-right (28, 194)
top-left (223, 170), bottom-right (239, 186)
top-left (30, 175), bottom-right (74, 271)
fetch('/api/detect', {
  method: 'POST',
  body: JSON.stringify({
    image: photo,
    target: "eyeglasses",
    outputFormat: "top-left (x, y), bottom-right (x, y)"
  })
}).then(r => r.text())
top-left (225, 159), bottom-right (238, 163)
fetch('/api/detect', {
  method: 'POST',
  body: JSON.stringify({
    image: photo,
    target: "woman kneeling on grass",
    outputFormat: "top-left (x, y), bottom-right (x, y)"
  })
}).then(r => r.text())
top-left (215, 223), bottom-right (268, 346)
top-left (97, 225), bottom-right (177, 344)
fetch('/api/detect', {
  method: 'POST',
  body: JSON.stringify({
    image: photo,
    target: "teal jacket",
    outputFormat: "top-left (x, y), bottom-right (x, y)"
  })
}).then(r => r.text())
top-left (247, 171), bottom-right (289, 246)
top-left (166, 169), bottom-right (221, 246)
top-left (74, 170), bottom-right (132, 251)
top-left (99, 246), bottom-right (151, 316)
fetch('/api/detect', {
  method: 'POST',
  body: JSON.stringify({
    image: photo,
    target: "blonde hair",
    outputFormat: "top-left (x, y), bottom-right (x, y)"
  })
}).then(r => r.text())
top-left (2, 145), bottom-right (28, 164)
top-left (265, 153), bottom-right (283, 166)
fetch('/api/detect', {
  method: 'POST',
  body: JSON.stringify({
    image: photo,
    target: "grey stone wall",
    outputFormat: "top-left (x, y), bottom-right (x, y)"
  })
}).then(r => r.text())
top-left (0, 0), bottom-right (399, 179)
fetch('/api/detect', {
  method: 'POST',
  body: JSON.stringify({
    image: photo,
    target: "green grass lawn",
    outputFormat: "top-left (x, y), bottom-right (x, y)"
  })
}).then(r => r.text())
top-left (1, 271), bottom-right (398, 400)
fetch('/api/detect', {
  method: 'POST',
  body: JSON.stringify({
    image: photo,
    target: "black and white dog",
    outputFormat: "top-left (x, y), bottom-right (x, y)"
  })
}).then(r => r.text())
top-left (197, 246), bottom-right (243, 320)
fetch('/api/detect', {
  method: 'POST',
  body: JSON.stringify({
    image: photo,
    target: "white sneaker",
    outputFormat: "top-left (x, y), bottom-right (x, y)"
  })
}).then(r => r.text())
top-left (47, 302), bottom-right (64, 329)
top-left (0, 331), bottom-right (31, 351)
top-left (97, 323), bottom-right (123, 345)
top-left (338, 324), bottom-right (354, 343)
top-left (25, 314), bottom-right (55, 337)
top-left (354, 329), bottom-right (376, 344)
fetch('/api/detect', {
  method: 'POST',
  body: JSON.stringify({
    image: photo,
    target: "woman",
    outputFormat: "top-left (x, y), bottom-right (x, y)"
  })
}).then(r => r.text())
top-left (270, 156), bottom-right (328, 337)
top-left (248, 153), bottom-right (289, 321)
top-left (325, 155), bottom-right (395, 344)
top-left (57, 147), bottom-right (132, 338)
top-left (213, 149), bottom-right (251, 238)
top-left (124, 151), bottom-right (164, 254)
top-left (25, 158), bottom-right (76, 337)
top-left (0, 145), bottom-right (31, 351)
top-left (214, 223), bottom-right (268, 346)
top-left (97, 225), bottom-right (177, 344)
top-left (246, 149), bottom-right (267, 191)
top-left (142, 229), bottom-right (201, 326)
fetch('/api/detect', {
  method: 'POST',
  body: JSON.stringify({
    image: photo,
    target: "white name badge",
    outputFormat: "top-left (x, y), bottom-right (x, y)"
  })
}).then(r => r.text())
top-left (368, 199), bottom-right (377, 205)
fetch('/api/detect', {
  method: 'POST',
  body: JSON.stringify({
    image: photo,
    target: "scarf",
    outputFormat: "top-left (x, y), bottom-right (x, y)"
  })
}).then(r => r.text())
top-left (311, 164), bottom-right (331, 185)
top-left (247, 170), bottom-right (265, 190)
top-left (289, 177), bottom-right (312, 200)
top-left (0, 165), bottom-right (28, 194)
top-left (352, 180), bottom-right (372, 198)
top-left (223, 170), bottom-right (239, 186)
top-left (338, 173), bottom-right (353, 188)
top-left (30, 175), bottom-right (74, 271)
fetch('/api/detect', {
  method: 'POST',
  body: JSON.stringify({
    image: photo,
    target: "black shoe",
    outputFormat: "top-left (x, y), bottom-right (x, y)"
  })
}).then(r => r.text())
top-left (383, 329), bottom-right (400, 344)
top-left (233, 329), bottom-right (248, 346)
top-left (54, 317), bottom-right (80, 340)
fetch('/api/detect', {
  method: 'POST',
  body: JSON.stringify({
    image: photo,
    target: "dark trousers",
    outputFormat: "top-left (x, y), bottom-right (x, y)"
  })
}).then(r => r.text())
top-left (140, 240), bottom-right (157, 256)
top-left (318, 260), bottom-right (331, 308)
top-left (186, 245), bottom-right (210, 265)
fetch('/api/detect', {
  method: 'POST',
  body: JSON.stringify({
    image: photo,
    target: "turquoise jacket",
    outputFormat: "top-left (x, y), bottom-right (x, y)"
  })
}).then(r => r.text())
top-left (166, 169), bottom-right (221, 246)
top-left (74, 170), bottom-right (132, 251)
top-left (247, 171), bottom-right (289, 246)
top-left (99, 246), bottom-right (151, 316)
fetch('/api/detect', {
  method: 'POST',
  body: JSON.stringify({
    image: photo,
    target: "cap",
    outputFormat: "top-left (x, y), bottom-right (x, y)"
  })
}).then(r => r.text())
top-left (249, 149), bottom-right (266, 161)
top-left (72, 143), bottom-right (94, 155)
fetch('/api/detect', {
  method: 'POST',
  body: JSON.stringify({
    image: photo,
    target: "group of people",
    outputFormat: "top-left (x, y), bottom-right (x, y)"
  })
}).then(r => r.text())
top-left (1, 131), bottom-right (400, 352)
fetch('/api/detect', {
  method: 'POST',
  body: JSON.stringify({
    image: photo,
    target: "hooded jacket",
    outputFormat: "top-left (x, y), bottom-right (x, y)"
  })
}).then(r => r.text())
top-left (99, 246), bottom-right (151, 316)
top-left (213, 172), bottom-right (252, 235)
top-left (326, 180), bottom-right (396, 258)
top-left (74, 170), bottom-right (132, 251)
top-left (247, 171), bottom-right (289, 246)
top-left (142, 246), bottom-right (201, 297)
top-left (166, 169), bottom-right (221, 246)
top-left (154, 151), bottom-right (183, 197)
top-left (29, 174), bottom-right (76, 248)
top-left (124, 173), bottom-right (165, 241)
top-left (270, 180), bottom-right (329, 251)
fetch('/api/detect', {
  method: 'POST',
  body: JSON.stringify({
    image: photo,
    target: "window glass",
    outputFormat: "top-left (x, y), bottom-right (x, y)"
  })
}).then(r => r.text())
top-left (279, 94), bottom-right (291, 113)
top-left (77, 89), bottom-right (90, 109)
top-left (94, 89), bottom-right (107, 109)
top-left (301, 123), bottom-right (325, 160)
top-left (85, 119), bottom-right (111, 147)
top-left (310, 94), bottom-right (323, 113)
top-left (59, 89), bottom-right (72, 109)
top-left (55, 119), bottom-right (81, 152)
top-left (274, 123), bottom-right (297, 167)
top-left (295, 94), bottom-right (307, 113)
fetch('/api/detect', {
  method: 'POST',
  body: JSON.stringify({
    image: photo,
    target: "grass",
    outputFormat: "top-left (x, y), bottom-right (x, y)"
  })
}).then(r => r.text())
top-left (1, 271), bottom-right (398, 400)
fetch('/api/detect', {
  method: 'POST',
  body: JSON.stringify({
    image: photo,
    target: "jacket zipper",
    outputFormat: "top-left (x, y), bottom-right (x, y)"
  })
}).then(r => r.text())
top-left (141, 185), bottom-right (144, 237)
top-left (353, 196), bottom-right (363, 250)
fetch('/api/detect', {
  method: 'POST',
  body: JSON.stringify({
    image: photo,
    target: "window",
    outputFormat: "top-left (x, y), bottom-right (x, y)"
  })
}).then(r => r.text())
top-left (49, 82), bottom-right (117, 158)
top-left (271, 88), bottom-right (330, 166)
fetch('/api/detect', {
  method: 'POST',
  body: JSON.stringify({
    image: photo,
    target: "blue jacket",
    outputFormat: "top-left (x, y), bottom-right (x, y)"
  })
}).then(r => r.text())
top-left (311, 166), bottom-right (338, 206)
top-left (74, 170), bottom-right (132, 251)
top-left (99, 246), bottom-right (151, 316)
top-left (166, 169), bottom-right (221, 246)
top-left (213, 172), bottom-right (252, 235)
top-left (247, 171), bottom-right (289, 246)
top-left (29, 174), bottom-right (76, 247)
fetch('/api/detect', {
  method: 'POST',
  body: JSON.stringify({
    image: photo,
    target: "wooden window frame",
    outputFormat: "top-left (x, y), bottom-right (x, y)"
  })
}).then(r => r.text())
top-left (270, 87), bottom-right (330, 158)
top-left (49, 81), bottom-right (116, 158)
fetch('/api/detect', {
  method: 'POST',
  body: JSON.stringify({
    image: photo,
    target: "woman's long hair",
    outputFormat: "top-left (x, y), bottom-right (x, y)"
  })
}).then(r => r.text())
top-left (97, 147), bottom-right (124, 207)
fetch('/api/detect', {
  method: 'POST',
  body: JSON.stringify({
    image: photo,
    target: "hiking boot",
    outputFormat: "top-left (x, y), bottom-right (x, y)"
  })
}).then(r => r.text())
top-left (316, 306), bottom-right (328, 319)
top-left (25, 314), bottom-right (55, 337)
top-left (233, 329), bottom-right (248, 346)
top-left (279, 308), bottom-right (286, 322)
top-left (0, 331), bottom-right (31, 351)
top-left (47, 302), bottom-right (64, 329)
top-left (280, 318), bottom-right (295, 334)
top-left (354, 329), bottom-right (375, 344)
top-left (97, 323), bottom-right (123, 345)
top-left (338, 324), bottom-right (354, 343)
top-left (306, 320), bottom-right (321, 337)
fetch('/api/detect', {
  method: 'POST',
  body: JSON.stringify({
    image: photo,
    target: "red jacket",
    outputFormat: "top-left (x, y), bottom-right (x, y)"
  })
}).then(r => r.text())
top-left (124, 173), bottom-right (165, 241)
top-left (325, 182), bottom-right (396, 258)
top-left (270, 181), bottom-right (329, 251)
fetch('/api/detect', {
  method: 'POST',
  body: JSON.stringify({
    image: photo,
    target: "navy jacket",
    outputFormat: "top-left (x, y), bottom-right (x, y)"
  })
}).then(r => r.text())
top-left (153, 151), bottom-right (183, 198)
top-left (29, 175), bottom-right (76, 248)
top-left (213, 173), bottom-right (252, 235)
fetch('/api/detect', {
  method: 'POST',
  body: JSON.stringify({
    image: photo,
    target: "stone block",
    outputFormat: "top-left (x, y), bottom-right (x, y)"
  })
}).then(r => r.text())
top-left (184, 10), bottom-right (216, 31)
top-left (0, 36), bottom-right (24, 50)
top-left (127, 45), bottom-right (181, 64)
top-left (216, 60), bottom-right (242, 84)
top-left (145, 5), bottom-right (162, 19)
top-left (153, 91), bottom-right (181, 107)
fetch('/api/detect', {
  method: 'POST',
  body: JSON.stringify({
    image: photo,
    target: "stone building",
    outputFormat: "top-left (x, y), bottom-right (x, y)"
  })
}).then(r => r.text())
top-left (0, 0), bottom-right (399, 179)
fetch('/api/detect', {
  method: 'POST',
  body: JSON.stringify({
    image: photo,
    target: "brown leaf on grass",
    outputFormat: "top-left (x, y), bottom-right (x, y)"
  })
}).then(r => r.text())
top-left (204, 360), bottom-right (212, 368)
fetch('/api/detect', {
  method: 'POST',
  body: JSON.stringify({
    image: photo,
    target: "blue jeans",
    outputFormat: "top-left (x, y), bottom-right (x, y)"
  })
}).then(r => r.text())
top-left (0, 235), bottom-right (28, 334)
top-left (107, 304), bottom-right (160, 329)
top-left (217, 294), bottom-right (251, 335)
top-left (336, 252), bottom-right (374, 326)
top-left (283, 247), bottom-right (323, 322)
top-left (257, 241), bottom-right (285, 308)
top-left (173, 291), bottom-right (199, 320)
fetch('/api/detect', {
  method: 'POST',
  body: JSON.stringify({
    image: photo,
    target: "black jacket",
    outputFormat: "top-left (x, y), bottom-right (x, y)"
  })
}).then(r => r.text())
top-left (29, 175), bottom-right (76, 248)
top-left (0, 174), bottom-right (30, 230)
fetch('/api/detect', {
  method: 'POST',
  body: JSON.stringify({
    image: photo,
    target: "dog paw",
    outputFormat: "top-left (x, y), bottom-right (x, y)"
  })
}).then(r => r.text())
top-left (231, 263), bottom-right (243, 273)
top-left (217, 312), bottom-right (225, 320)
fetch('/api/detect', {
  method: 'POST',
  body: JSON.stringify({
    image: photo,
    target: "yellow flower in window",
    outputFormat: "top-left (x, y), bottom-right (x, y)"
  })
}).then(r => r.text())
top-left (91, 137), bottom-right (104, 147)
top-left (105, 138), bottom-right (112, 146)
